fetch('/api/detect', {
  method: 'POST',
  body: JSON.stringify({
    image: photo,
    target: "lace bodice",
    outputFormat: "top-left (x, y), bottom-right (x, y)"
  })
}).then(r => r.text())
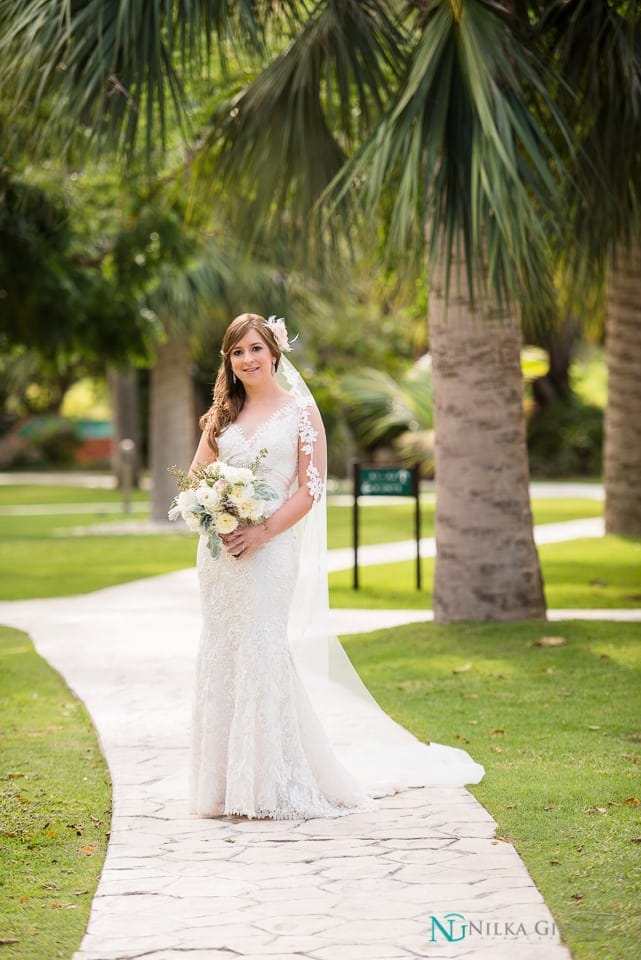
top-left (218, 398), bottom-right (324, 509)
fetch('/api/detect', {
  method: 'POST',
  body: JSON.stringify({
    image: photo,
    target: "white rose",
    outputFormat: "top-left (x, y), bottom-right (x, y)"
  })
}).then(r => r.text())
top-left (248, 500), bottom-right (266, 522)
top-left (177, 488), bottom-right (198, 511)
top-left (214, 512), bottom-right (239, 535)
top-left (227, 482), bottom-right (254, 505)
top-left (236, 500), bottom-right (254, 520)
top-left (185, 514), bottom-right (203, 533)
top-left (234, 467), bottom-right (254, 483)
top-left (197, 485), bottom-right (220, 510)
top-left (220, 464), bottom-right (241, 483)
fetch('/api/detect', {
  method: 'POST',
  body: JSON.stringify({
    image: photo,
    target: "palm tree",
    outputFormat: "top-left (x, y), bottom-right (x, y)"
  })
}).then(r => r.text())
top-left (539, 0), bottom-right (641, 536)
top-left (0, 0), bottom-right (569, 619)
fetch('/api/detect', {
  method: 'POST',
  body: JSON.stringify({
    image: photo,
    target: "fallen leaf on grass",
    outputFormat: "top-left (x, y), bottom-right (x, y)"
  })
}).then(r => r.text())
top-left (488, 728), bottom-right (505, 736)
top-left (534, 636), bottom-right (568, 647)
top-left (630, 836), bottom-right (641, 844)
top-left (589, 578), bottom-right (607, 587)
top-left (587, 725), bottom-right (601, 731)
top-left (7, 772), bottom-right (25, 779)
top-left (585, 807), bottom-right (607, 815)
top-left (623, 796), bottom-right (640, 806)
top-left (549, 859), bottom-right (561, 866)
top-left (491, 746), bottom-right (503, 753)
top-left (396, 680), bottom-right (422, 693)
top-left (452, 662), bottom-right (472, 674)
top-left (78, 845), bottom-right (96, 855)
top-left (571, 893), bottom-right (584, 902)
top-left (0, 940), bottom-right (19, 946)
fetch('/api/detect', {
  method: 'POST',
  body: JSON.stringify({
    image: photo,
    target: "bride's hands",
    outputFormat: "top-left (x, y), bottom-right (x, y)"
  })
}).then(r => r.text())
top-left (222, 523), bottom-right (268, 559)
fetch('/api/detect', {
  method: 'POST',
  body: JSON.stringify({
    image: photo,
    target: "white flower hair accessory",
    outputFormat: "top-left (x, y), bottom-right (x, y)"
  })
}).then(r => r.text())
top-left (266, 314), bottom-right (297, 352)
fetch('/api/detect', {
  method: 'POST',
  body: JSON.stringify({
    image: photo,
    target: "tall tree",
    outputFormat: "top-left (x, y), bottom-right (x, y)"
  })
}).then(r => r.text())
top-left (0, 0), bottom-right (570, 619)
top-left (540, 0), bottom-right (641, 535)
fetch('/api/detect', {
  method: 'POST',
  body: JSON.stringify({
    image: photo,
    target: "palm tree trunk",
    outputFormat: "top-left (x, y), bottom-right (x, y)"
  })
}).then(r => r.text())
top-left (149, 335), bottom-right (197, 522)
top-left (604, 243), bottom-right (641, 535)
top-left (429, 265), bottom-right (546, 622)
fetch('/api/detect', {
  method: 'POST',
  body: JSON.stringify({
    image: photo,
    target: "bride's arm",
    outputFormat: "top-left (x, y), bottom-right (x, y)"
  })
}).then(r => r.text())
top-left (225, 404), bottom-right (326, 555)
top-left (188, 431), bottom-right (216, 476)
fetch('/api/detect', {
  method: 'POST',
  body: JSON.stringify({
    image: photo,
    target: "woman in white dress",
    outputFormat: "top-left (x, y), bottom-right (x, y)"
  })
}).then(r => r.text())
top-left (187, 312), bottom-right (483, 820)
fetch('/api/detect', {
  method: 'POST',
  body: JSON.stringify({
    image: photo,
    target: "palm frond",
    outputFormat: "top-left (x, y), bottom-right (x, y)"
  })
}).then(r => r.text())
top-left (539, 0), bottom-right (641, 256)
top-left (0, 0), bottom-right (302, 158)
top-left (341, 363), bottom-right (432, 446)
top-left (200, 0), bottom-right (406, 237)
top-left (326, 0), bottom-right (567, 311)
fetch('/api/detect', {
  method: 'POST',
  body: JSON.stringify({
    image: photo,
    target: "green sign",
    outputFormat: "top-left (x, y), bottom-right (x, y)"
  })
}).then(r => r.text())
top-left (358, 466), bottom-right (414, 497)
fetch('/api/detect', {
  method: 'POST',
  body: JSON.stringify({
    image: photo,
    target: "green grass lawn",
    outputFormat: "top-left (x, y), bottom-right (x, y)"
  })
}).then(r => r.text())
top-left (329, 536), bottom-right (641, 610)
top-left (340, 619), bottom-right (641, 960)
top-left (0, 626), bottom-right (110, 960)
top-left (0, 483), bottom-right (605, 601)
top-left (0, 485), bottom-right (148, 506)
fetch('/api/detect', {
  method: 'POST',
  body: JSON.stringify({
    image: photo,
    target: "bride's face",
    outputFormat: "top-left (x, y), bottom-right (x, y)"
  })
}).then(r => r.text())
top-left (229, 328), bottom-right (275, 387)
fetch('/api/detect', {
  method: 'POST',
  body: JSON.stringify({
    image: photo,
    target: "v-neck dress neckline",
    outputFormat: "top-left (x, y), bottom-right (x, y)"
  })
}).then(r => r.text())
top-left (230, 399), bottom-right (297, 446)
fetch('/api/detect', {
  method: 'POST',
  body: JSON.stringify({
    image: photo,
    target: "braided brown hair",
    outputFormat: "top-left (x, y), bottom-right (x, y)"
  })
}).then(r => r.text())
top-left (199, 313), bottom-right (283, 455)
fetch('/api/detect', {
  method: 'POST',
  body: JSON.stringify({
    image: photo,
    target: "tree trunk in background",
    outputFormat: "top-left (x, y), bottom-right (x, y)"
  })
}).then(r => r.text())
top-left (150, 336), bottom-right (197, 522)
top-left (108, 367), bottom-right (141, 488)
top-left (531, 314), bottom-right (581, 409)
top-left (429, 265), bottom-right (546, 622)
top-left (604, 243), bottom-right (641, 535)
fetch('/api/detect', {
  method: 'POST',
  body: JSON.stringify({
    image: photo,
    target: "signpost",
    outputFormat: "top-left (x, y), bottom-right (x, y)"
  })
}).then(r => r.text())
top-left (352, 463), bottom-right (422, 590)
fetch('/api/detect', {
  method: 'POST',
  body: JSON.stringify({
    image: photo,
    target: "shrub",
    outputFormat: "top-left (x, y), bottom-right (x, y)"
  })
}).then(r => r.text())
top-left (527, 394), bottom-right (603, 477)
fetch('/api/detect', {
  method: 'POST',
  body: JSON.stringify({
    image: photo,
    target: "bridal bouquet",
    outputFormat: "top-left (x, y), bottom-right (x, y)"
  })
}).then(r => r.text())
top-left (168, 452), bottom-right (277, 558)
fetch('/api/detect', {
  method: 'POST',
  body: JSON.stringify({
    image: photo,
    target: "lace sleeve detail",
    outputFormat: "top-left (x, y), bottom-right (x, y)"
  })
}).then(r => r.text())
top-left (298, 401), bottom-right (326, 503)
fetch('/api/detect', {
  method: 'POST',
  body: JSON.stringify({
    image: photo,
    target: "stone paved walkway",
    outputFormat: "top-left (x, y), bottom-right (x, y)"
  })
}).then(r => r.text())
top-left (0, 567), bottom-right (604, 960)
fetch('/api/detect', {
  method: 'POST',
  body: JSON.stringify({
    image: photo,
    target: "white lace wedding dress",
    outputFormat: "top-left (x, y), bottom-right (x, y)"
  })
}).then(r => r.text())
top-left (191, 397), bottom-right (484, 820)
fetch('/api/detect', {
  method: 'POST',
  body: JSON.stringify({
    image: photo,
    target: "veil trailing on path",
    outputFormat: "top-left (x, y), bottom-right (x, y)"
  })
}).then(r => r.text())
top-left (276, 350), bottom-right (484, 796)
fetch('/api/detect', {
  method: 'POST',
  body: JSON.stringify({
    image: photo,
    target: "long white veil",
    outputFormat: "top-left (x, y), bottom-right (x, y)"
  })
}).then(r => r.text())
top-left (277, 354), bottom-right (484, 795)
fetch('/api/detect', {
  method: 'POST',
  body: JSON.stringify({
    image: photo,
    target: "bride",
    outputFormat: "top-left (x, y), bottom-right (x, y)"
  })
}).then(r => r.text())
top-left (187, 312), bottom-right (484, 820)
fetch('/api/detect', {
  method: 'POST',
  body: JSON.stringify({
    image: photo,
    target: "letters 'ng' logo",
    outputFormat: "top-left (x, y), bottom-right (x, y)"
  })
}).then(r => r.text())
top-left (429, 913), bottom-right (467, 942)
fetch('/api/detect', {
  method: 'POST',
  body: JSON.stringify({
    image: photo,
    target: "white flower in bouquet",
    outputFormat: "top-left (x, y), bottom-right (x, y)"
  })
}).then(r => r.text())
top-left (168, 487), bottom-right (197, 521)
top-left (237, 498), bottom-right (265, 521)
top-left (214, 512), bottom-right (239, 535)
top-left (185, 514), bottom-right (204, 533)
top-left (227, 482), bottom-right (254, 506)
top-left (247, 500), bottom-right (266, 522)
top-left (197, 485), bottom-right (220, 510)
